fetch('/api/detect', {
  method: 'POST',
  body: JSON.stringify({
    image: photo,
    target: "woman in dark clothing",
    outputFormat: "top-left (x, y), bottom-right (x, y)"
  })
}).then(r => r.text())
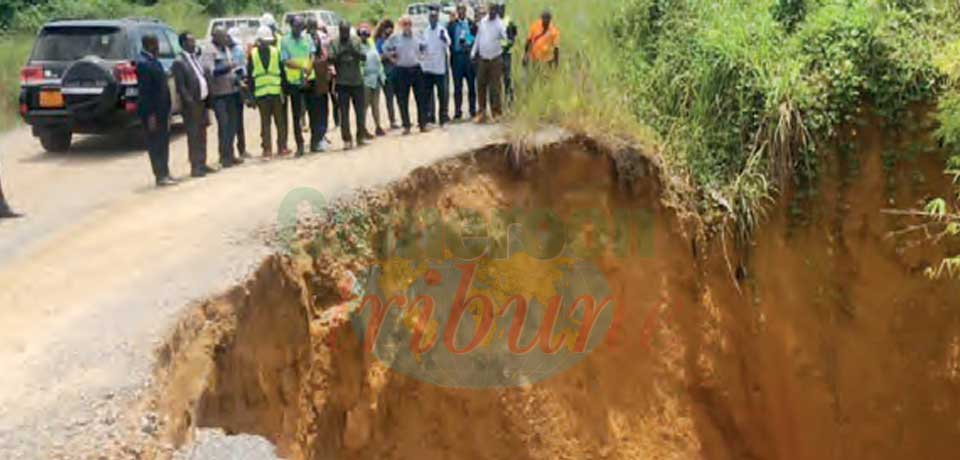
top-left (374, 19), bottom-right (399, 130)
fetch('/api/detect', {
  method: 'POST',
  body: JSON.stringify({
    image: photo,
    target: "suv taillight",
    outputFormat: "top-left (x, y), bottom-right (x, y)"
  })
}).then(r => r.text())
top-left (20, 66), bottom-right (43, 86)
top-left (114, 61), bottom-right (137, 85)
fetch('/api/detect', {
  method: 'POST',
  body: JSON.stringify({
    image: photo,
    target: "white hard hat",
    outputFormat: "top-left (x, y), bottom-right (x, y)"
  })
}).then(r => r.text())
top-left (261, 13), bottom-right (277, 28)
top-left (227, 27), bottom-right (241, 43)
top-left (257, 25), bottom-right (274, 42)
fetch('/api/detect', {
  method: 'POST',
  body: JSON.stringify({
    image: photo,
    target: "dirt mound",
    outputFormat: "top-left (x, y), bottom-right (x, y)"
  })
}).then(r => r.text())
top-left (142, 130), bottom-right (960, 460)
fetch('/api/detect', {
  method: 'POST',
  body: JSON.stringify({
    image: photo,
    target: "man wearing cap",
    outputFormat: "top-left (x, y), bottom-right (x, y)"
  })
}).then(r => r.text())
top-left (471, 2), bottom-right (507, 123)
top-left (330, 21), bottom-right (368, 149)
top-left (524, 9), bottom-right (560, 67)
top-left (420, 5), bottom-right (451, 127)
top-left (281, 16), bottom-right (316, 157)
top-left (172, 32), bottom-right (214, 177)
top-left (385, 16), bottom-right (429, 134)
top-left (447, 3), bottom-right (477, 121)
top-left (248, 26), bottom-right (288, 158)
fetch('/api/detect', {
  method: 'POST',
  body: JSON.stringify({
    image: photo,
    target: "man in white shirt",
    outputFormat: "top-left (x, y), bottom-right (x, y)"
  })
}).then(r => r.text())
top-left (471, 3), bottom-right (507, 122)
top-left (420, 6), bottom-right (451, 126)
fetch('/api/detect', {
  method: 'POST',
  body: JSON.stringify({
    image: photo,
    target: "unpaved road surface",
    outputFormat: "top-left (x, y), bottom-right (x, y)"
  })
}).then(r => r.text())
top-left (0, 112), bottom-right (503, 459)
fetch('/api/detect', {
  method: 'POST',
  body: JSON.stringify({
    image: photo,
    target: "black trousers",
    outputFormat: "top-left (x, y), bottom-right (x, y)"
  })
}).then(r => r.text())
top-left (503, 52), bottom-right (514, 104)
top-left (307, 92), bottom-right (329, 149)
top-left (288, 87), bottom-right (307, 152)
top-left (233, 92), bottom-right (246, 155)
top-left (181, 101), bottom-right (207, 173)
top-left (143, 113), bottom-right (171, 180)
top-left (422, 72), bottom-right (449, 125)
top-left (336, 84), bottom-right (365, 143)
top-left (393, 66), bottom-right (426, 129)
top-left (211, 94), bottom-right (238, 165)
top-left (451, 52), bottom-right (477, 118)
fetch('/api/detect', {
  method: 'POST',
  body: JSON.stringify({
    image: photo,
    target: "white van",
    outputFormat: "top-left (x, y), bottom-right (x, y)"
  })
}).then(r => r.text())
top-left (282, 10), bottom-right (350, 41)
top-left (204, 17), bottom-right (261, 49)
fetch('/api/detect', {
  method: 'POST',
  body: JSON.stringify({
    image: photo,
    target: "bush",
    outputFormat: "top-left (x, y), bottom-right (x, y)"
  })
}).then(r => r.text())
top-left (612, 0), bottom-right (956, 237)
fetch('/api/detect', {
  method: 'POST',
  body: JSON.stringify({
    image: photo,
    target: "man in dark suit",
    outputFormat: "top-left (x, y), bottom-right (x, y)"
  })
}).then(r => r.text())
top-left (0, 173), bottom-right (22, 219)
top-left (136, 34), bottom-right (176, 187)
top-left (172, 32), bottom-right (216, 178)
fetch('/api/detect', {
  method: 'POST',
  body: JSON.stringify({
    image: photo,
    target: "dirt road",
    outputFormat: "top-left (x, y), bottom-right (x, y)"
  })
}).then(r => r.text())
top-left (0, 112), bottom-right (503, 458)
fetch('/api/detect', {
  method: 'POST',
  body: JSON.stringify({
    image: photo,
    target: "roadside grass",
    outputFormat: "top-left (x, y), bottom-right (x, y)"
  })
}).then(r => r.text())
top-left (505, 0), bottom-right (655, 147)
top-left (0, 37), bottom-right (32, 132)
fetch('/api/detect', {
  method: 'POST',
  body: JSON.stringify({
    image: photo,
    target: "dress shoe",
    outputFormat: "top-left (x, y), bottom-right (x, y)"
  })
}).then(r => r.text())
top-left (0, 206), bottom-right (23, 219)
top-left (278, 148), bottom-right (292, 156)
top-left (375, 128), bottom-right (386, 136)
top-left (202, 165), bottom-right (220, 174)
top-left (420, 126), bottom-right (431, 133)
top-left (156, 177), bottom-right (178, 187)
top-left (402, 127), bottom-right (412, 135)
top-left (191, 169), bottom-right (206, 178)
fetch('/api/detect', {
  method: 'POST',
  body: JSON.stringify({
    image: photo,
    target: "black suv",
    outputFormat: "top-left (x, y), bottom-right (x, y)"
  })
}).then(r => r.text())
top-left (19, 18), bottom-right (181, 152)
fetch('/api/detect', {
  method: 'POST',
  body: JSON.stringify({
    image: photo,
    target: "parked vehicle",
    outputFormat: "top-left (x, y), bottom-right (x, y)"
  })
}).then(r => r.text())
top-left (203, 16), bottom-right (261, 49)
top-left (19, 18), bottom-right (182, 153)
top-left (282, 10), bottom-right (350, 40)
top-left (406, 2), bottom-right (440, 32)
top-left (406, 2), bottom-right (470, 32)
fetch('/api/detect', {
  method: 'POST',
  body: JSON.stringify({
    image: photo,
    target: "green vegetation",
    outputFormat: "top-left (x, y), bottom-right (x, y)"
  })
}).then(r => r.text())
top-left (508, 0), bottom-right (960, 273)
top-left (506, 0), bottom-right (653, 143)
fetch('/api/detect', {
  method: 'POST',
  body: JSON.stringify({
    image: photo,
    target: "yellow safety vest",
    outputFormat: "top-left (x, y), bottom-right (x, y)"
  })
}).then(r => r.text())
top-left (283, 34), bottom-right (314, 85)
top-left (252, 46), bottom-right (282, 98)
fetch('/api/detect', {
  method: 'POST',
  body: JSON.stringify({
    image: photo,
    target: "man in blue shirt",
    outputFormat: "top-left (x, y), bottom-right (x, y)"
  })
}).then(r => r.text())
top-left (136, 34), bottom-right (176, 187)
top-left (385, 16), bottom-right (428, 134)
top-left (447, 3), bottom-right (477, 120)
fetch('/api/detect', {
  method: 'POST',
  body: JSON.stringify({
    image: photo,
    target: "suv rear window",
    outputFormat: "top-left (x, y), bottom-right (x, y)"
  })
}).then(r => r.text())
top-left (31, 26), bottom-right (127, 61)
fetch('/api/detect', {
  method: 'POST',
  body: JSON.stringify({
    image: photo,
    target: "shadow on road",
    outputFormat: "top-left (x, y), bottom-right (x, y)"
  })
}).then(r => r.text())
top-left (18, 124), bottom-right (187, 164)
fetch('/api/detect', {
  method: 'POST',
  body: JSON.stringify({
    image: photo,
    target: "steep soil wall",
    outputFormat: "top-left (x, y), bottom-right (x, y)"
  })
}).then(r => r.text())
top-left (146, 130), bottom-right (960, 460)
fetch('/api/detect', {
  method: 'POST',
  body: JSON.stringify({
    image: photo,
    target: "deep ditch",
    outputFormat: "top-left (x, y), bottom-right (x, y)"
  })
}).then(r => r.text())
top-left (140, 126), bottom-right (960, 460)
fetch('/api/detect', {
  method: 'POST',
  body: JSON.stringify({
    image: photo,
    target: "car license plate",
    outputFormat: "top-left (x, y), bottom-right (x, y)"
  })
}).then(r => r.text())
top-left (39, 90), bottom-right (64, 108)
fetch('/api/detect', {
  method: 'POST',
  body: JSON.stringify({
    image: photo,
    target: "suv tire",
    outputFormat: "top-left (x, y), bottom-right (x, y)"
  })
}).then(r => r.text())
top-left (39, 129), bottom-right (72, 153)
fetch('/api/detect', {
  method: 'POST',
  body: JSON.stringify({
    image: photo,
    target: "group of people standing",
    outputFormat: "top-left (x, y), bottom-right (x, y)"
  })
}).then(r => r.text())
top-left (133, 1), bottom-right (561, 187)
